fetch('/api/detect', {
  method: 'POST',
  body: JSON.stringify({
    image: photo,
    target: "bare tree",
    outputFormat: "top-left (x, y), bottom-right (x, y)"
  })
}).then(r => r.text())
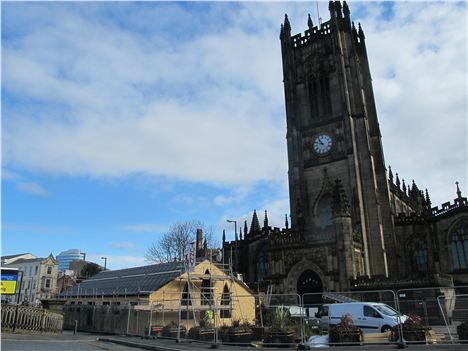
top-left (145, 220), bottom-right (218, 263)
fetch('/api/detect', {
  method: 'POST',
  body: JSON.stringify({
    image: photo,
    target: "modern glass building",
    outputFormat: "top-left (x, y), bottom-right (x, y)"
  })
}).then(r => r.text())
top-left (56, 249), bottom-right (84, 272)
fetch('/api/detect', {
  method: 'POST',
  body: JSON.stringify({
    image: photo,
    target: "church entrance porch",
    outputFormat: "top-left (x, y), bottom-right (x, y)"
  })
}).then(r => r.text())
top-left (283, 258), bottom-right (327, 305)
top-left (297, 269), bottom-right (323, 305)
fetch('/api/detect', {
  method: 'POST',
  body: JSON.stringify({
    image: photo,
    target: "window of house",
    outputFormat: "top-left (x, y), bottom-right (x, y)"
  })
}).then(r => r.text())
top-left (220, 284), bottom-right (231, 318)
top-left (201, 270), bottom-right (213, 306)
top-left (47, 266), bottom-right (52, 274)
top-left (35, 266), bottom-right (38, 274)
top-left (181, 283), bottom-right (192, 306)
top-left (406, 238), bottom-right (428, 272)
top-left (451, 220), bottom-right (468, 271)
top-left (45, 279), bottom-right (51, 288)
top-left (180, 282), bottom-right (193, 320)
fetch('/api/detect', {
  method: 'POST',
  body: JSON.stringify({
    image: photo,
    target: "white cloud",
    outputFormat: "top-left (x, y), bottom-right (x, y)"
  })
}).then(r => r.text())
top-left (2, 169), bottom-right (20, 180)
top-left (2, 2), bottom-right (466, 207)
top-left (214, 186), bottom-right (252, 206)
top-left (357, 2), bottom-right (467, 205)
top-left (15, 181), bottom-right (49, 197)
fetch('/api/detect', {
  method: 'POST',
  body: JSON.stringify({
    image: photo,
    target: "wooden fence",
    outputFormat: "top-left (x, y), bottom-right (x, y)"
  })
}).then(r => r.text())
top-left (1, 304), bottom-right (63, 333)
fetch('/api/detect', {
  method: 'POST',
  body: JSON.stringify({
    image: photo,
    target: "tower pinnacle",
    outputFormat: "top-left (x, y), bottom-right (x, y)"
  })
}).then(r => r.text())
top-left (307, 13), bottom-right (313, 30)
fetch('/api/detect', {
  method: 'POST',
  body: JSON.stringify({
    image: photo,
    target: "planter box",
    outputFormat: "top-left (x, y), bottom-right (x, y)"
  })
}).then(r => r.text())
top-left (457, 323), bottom-right (468, 344)
top-left (162, 326), bottom-right (186, 339)
top-left (199, 328), bottom-right (215, 342)
top-left (403, 330), bottom-right (427, 344)
top-left (329, 330), bottom-right (362, 346)
top-left (251, 326), bottom-right (265, 341)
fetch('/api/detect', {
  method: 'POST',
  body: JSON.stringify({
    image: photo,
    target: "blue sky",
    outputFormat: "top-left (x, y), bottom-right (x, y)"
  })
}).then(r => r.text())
top-left (2, 1), bottom-right (466, 270)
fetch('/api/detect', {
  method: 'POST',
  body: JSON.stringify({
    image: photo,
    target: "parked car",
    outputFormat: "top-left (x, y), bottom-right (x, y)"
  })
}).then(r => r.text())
top-left (317, 302), bottom-right (407, 333)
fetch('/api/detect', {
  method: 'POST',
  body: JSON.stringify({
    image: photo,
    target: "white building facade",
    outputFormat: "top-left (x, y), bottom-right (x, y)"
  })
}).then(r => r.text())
top-left (1, 253), bottom-right (59, 305)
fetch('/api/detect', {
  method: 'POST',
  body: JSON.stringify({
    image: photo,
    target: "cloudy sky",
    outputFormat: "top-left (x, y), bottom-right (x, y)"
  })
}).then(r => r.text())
top-left (2, 1), bottom-right (466, 270)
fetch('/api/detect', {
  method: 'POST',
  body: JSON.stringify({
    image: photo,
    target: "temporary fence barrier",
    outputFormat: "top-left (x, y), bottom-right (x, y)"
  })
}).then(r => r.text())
top-left (61, 285), bottom-right (468, 347)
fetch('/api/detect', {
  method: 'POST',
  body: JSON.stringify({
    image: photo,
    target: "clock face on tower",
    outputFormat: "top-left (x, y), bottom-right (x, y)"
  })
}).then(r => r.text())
top-left (313, 134), bottom-right (333, 155)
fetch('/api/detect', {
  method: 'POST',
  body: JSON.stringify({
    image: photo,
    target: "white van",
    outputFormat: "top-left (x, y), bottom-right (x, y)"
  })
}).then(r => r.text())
top-left (317, 302), bottom-right (407, 333)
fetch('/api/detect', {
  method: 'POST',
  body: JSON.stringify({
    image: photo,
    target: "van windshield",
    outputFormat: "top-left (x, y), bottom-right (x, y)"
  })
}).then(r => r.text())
top-left (373, 304), bottom-right (400, 316)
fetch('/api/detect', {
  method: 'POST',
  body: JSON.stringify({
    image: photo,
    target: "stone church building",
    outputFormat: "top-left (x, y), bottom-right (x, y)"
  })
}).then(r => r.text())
top-left (222, 1), bottom-right (468, 301)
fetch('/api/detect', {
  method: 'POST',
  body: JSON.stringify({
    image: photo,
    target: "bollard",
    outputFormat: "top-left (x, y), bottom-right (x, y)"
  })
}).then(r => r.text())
top-left (74, 319), bottom-right (78, 335)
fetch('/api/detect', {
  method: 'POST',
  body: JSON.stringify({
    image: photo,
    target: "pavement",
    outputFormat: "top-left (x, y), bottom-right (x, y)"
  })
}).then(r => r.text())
top-left (3, 331), bottom-right (468, 351)
top-left (99, 335), bottom-right (468, 351)
top-left (1, 331), bottom-right (134, 351)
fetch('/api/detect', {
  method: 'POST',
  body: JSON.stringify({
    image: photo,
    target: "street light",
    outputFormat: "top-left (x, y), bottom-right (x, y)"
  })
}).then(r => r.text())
top-left (101, 256), bottom-right (107, 270)
top-left (226, 219), bottom-right (238, 271)
top-left (226, 219), bottom-right (237, 240)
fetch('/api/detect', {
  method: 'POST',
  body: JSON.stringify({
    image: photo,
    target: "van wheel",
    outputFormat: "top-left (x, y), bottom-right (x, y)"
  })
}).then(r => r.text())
top-left (381, 325), bottom-right (392, 333)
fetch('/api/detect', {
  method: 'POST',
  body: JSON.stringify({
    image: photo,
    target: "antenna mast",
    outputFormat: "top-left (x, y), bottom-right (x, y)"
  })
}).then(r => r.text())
top-left (316, 0), bottom-right (322, 27)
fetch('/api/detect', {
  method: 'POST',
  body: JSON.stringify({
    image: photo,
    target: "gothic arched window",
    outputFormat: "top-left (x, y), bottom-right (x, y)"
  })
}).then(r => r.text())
top-left (180, 282), bottom-right (193, 319)
top-left (309, 78), bottom-right (319, 118)
top-left (201, 269), bottom-right (213, 306)
top-left (181, 283), bottom-right (192, 306)
top-left (256, 252), bottom-right (269, 282)
top-left (319, 74), bottom-right (332, 115)
top-left (406, 238), bottom-right (428, 272)
top-left (451, 220), bottom-right (468, 271)
top-left (317, 194), bottom-right (332, 229)
top-left (220, 284), bottom-right (231, 319)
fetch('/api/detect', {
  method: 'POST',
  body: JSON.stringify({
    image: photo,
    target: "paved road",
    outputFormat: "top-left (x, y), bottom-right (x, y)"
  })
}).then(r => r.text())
top-left (4, 331), bottom-right (468, 351)
top-left (1, 332), bottom-right (140, 351)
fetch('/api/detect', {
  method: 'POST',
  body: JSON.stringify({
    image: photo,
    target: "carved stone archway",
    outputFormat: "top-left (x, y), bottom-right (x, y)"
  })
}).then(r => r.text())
top-left (284, 258), bottom-right (326, 302)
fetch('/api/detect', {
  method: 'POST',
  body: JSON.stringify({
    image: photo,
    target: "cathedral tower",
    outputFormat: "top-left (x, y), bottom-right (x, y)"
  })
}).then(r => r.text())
top-left (280, 1), bottom-right (398, 281)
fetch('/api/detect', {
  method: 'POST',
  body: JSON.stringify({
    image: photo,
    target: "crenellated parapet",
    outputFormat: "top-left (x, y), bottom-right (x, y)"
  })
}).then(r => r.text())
top-left (280, 1), bottom-right (362, 50)
top-left (431, 197), bottom-right (468, 217)
top-left (289, 21), bottom-right (333, 49)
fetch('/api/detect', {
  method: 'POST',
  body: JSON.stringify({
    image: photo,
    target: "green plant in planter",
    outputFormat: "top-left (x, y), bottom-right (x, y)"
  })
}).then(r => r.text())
top-left (328, 314), bottom-right (363, 346)
top-left (227, 320), bottom-right (252, 344)
top-left (390, 313), bottom-right (428, 344)
top-left (187, 315), bottom-right (215, 342)
top-left (457, 320), bottom-right (468, 343)
top-left (264, 306), bottom-right (295, 346)
top-left (162, 321), bottom-right (186, 338)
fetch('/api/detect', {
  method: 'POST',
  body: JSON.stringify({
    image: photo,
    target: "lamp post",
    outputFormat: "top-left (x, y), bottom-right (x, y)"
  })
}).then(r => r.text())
top-left (226, 220), bottom-right (238, 272)
top-left (101, 257), bottom-right (107, 270)
top-left (226, 219), bottom-right (237, 239)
